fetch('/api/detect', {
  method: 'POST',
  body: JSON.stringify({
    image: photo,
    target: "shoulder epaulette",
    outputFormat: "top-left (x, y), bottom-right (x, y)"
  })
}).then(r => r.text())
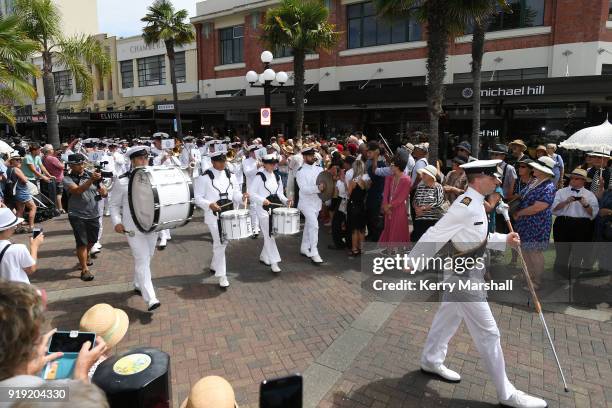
top-left (460, 197), bottom-right (472, 206)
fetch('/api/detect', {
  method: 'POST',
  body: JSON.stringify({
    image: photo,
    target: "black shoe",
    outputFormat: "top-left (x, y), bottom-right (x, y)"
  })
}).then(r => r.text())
top-left (133, 288), bottom-right (142, 296)
top-left (209, 268), bottom-right (216, 275)
top-left (147, 301), bottom-right (161, 312)
top-left (157, 244), bottom-right (166, 250)
top-left (251, 233), bottom-right (259, 239)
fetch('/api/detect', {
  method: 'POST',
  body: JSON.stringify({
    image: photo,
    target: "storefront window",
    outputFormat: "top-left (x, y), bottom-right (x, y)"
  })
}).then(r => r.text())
top-left (453, 67), bottom-right (548, 83)
top-left (53, 70), bottom-right (72, 95)
top-left (488, 0), bottom-right (545, 32)
top-left (219, 25), bottom-right (244, 65)
top-left (137, 55), bottom-right (165, 87)
top-left (347, 1), bottom-right (421, 49)
top-left (174, 52), bottom-right (186, 83)
top-left (120, 60), bottom-right (133, 89)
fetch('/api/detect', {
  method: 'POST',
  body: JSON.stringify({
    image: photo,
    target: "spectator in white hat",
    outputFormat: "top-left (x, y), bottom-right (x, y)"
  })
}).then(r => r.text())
top-left (0, 208), bottom-right (44, 284)
top-left (412, 165), bottom-right (445, 241)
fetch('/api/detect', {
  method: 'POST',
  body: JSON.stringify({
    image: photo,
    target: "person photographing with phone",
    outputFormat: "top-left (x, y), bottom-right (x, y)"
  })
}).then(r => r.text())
top-left (63, 153), bottom-right (108, 282)
top-left (0, 207), bottom-right (44, 284)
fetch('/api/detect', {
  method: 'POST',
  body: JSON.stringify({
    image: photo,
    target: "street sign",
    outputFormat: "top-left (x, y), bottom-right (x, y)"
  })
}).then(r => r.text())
top-left (260, 107), bottom-right (271, 126)
top-left (157, 103), bottom-right (175, 111)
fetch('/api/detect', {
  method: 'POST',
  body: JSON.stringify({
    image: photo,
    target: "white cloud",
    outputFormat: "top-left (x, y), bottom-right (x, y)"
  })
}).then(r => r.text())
top-left (97, 0), bottom-right (197, 38)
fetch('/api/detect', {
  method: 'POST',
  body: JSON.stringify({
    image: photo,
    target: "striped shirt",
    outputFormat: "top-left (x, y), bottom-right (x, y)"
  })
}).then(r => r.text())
top-left (413, 182), bottom-right (445, 220)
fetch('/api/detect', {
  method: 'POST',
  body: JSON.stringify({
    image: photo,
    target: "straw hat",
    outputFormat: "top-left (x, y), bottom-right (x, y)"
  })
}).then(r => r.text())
top-left (528, 156), bottom-right (555, 177)
top-left (80, 304), bottom-right (129, 348)
top-left (508, 139), bottom-right (527, 151)
top-left (180, 376), bottom-right (237, 408)
top-left (0, 207), bottom-right (23, 231)
top-left (568, 168), bottom-right (591, 182)
top-left (417, 164), bottom-right (438, 180)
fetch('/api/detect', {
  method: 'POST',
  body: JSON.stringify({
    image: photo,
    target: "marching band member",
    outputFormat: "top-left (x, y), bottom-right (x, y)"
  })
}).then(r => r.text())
top-left (226, 142), bottom-right (245, 209)
top-left (249, 153), bottom-right (292, 273)
top-left (407, 160), bottom-right (546, 408)
top-left (150, 133), bottom-right (178, 250)
top-left (194, 150), bottom-right (246, 288)
top-left (110, 145), bottom-right (161, 311)
top-left (91, 142), bottom-right (115, 255)
top-left (296, 146), bottom-right (325, 264)
top-left (242, 144), bottom-right (262, 238)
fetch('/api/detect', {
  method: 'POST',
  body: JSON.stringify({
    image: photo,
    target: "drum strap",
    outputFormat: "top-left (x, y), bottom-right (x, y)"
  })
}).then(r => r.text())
top-left (265, 194), bottom-right (282, 237)
top-left (257, 172), bottom-right (281, 197)
top-left (205, 169), bottom-right (233, 197)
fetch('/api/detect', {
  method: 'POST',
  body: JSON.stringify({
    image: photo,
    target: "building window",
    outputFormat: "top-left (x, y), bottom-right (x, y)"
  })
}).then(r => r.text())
top-left (609, 0), bottom-right (612, 20)
top-left (488, 0), bottom-right (544, 32)
top-left (219, 25), bottom-right (244, 65)
top-left (275, 45), bottom-right (293, 58)
top-left (453, 67), bottom-right (548, 83)
top-left (120, 60), bottom-right (133, 89)
top-left (53, 70), bottom-right (72, 95)
top-left (137, 55), bottom-right (165, 87)
top-left (347, 1), bottom-right (421, 49)
top-left (603, 64), bottom-right (612, 75)
top-left (174, 52), bottom-right (186, 83)
top-left (340, 76), bottom-right (425, 90)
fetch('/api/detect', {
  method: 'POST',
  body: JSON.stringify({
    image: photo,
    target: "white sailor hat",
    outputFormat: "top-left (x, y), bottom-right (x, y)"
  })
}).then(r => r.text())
top-left (247, 144), bottom-right (259, 152)
top-left (460, 159), bottom-right (502, 176)
top-left (262, 153), bottom-right (279, 163)
top-left (152, 132), bottom-right (169, 140)
top-left (205, 139), bottom-right (222, 146)
top-left (126, 145), bottom-right (150, 159)
top-left (301, 146), bottom-right (317, 155)
top-left (209, 150), bottom-right (227, 161)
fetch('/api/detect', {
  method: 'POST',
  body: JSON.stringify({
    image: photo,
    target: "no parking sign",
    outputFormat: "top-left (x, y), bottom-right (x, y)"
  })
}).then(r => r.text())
top-left (260, 107), bottom-right (271, 126)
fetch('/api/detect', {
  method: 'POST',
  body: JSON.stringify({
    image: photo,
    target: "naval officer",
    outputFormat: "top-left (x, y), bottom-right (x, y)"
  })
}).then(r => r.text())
top-left (296, 146), bottom-right (325, 264)
top-left (407, 160), bottom-right (547, 408)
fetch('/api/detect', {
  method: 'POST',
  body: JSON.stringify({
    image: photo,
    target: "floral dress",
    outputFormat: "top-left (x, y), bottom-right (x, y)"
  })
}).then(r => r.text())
top-left (515, 179), bottom-right (555, 251)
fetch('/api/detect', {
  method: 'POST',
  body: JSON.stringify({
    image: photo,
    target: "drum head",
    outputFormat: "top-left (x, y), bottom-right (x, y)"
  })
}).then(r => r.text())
top-left (129, 168), bottom-right (156, 232)
top-left (221, 209), bottom-right (249, 219)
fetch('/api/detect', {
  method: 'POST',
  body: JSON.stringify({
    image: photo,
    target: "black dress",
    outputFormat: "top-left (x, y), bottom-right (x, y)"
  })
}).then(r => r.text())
top-left (347, 182), bottom-right (367, 233)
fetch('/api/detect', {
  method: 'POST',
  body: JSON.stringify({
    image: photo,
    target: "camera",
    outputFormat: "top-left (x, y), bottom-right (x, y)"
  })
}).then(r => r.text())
top-left (573, 196), bottom-right (582, 201)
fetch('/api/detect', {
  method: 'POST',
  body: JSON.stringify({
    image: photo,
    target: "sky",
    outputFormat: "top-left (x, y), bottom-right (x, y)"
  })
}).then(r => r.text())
top-left (97, 0), bottom-right (197, 38)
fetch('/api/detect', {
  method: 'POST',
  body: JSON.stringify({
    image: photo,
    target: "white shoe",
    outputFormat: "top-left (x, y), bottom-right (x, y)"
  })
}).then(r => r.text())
top-left (219, 276), bottom-right (229, 288)
top-left (499, 390), bottom-right (547, 408)
top-left (311, 254), bottom-right (323, 264)
top-left (420, 362), bottom-right (461, 382)
top-left (271, 263), bottom-right (281, 273)
top-left (300, 250), bottom-right (310, 257)
top-left (91, 243), bottom-right (101, 254)
top-left (259, 257), bottom-right (271, 266)
top-left (104, 211), bottom-right (110, 217)
top-left (158, 239), bottom-right (167, 250)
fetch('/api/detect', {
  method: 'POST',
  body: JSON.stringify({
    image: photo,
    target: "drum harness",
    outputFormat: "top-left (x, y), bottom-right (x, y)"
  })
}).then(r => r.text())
top-left (257, 171), bottom-right (283, 237)
top-left (205, 168), bottom-right (234, 243)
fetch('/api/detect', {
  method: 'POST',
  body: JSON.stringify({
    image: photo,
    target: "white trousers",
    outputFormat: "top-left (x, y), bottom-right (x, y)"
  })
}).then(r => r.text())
top-left (421, 302), bottom-right (516, 400)
top-left (299, 205), bottom-right (319, 257)
top-left (207, 220), bottom-right (227, 277)
top-left (158, 229), bottom-right (171, 243)
top-left (96, 200), bottom-right (104, 243)
top-left (249, 201), bottom-right (260, 233)
top-left (259, 213), bottom-right (281, 264)
top-left (127, 232), bottom-right (159, 305)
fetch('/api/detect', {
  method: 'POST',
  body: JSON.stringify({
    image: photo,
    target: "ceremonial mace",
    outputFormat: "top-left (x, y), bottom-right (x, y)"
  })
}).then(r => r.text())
top-left (497, 202), bottom-right (569, 392)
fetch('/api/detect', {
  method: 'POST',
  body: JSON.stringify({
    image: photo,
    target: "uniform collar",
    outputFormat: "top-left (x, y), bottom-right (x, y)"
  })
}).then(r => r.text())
top-left (465, 186), bottom-right (485, 203)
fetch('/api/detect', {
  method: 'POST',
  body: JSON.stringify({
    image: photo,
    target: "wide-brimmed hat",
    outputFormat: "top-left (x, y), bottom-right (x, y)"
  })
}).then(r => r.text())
top-left (568, 168), bottom-right (591, 182)
top-left (535, 145), bottom-right (547, 152)
top-left (67, 153), bottom-right (87, 165)
top-left (456, 141), bottom-right (472, 154)
top-left (8, 151), bottom-right (23, 160)
top-left (180, 376), bottom-right (237, 408)
top-left (508, 139), bottom-right (528, 151)
top-left (417, 164), bottom-right (438, 180)
top-left (414, 143), bottom-right (428, 153)
top-left (587, 151), bottom-right (611, 159)
top-left (80, 304), bottom-right (129, 349)
top-left (0, 208), bottom-right (23, 231)
top-left (528, 156), bottom-right (555, 177)
top-left (489, 144), bottom-right (508, 155)
top-left (404, 142), bottom-right (415, 153)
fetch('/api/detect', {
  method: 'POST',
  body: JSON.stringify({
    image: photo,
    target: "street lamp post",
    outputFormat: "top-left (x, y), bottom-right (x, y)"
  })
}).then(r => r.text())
top-left (245, 51), bottom-right (288, 143)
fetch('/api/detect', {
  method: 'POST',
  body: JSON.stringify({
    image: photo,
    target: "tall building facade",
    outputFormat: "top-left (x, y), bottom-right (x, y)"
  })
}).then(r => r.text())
top-left (187, 0), bottom-right (612, 151)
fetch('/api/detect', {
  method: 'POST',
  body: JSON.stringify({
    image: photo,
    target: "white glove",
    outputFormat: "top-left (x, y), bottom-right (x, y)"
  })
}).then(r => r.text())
top-left (496, 201), bottom-right (510, 221)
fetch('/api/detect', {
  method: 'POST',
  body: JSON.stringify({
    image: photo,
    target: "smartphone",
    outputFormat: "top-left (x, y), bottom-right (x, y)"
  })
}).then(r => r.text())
top-left (260, 374), bottom-right (303, 408)
top-left (573, 196), bottom-right (582, 201)
top-left (32, 227), bottom-right (43, 239)
top-left (43, 331), bottom-right (96, 380)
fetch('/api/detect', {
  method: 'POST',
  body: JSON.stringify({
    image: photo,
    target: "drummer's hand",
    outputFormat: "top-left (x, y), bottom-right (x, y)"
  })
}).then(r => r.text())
top-left (507, 232), bottom-right (520, 248)
top-left (318, 183), bottom-right (326, 192)
top-left (263, 199), bottom-right (270, 206)
top-left (209, 203), bottom-right (221, 212)
top-left (242, 192), bottom-right (249, 201)
top-left (287, 199), bottom-right (293, 208)
top-left (114, 224), bottom-right (125, 234)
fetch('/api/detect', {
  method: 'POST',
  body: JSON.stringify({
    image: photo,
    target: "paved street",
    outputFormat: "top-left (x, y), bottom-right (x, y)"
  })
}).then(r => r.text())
top-left (22, 212), bottom-right (612, 408)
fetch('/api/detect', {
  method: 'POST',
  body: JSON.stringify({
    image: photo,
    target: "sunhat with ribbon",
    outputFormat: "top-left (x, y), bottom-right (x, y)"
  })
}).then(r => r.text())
top-left (80, 303), bottom-right (129, 348)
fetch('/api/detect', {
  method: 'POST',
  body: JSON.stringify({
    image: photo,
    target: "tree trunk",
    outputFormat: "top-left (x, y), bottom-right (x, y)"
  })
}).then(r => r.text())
top-left (166, 40), bottom-right (183, 139)
top-left (425, 0), bottom-right (450, 165)
top-left (42, 51), bottom-right (60, 148)
top-left (293, 48), bottom-right (306, 143)
top-left (471, 20), bottom-right (486, 159)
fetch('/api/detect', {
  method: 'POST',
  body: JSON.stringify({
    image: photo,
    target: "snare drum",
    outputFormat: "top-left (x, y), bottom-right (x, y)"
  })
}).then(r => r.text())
top-left (220, 209), bottom-right (252, 240)
top-left (129, 166), bottom-right (195, 233)
top-left (272, 207), bottom-right (301, 235)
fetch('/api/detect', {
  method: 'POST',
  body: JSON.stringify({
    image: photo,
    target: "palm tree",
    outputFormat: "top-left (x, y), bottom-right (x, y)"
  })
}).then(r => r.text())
top-left (0, 15), bottom-right (39, 126)
top-left (142, 0), bottom-right (194, 140)
top-left (261, 0), bottom-right (339, 141)
top-left (471, 1), bottom-right (509, 159)
top-left (374, 0), bottom-right (494, 163)
top-left (15, 0), bottom-right (111, 148)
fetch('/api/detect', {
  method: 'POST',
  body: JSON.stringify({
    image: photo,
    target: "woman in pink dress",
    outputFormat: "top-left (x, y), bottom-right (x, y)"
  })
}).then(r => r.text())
top-left (379, 157), bottom-right (412, 245)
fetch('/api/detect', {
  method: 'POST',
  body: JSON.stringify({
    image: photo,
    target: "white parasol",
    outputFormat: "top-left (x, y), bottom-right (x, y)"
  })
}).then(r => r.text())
top-left (547, 129), bottom-right (566, 138)
top-left (0, 140), bottom-right (14, 154)
top-left (559, 119), bottom-right (612, 153)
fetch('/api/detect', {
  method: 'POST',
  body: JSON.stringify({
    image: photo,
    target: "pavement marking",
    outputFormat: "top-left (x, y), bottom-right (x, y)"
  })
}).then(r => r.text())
top-left (303, 301), bottom-right (398, 408)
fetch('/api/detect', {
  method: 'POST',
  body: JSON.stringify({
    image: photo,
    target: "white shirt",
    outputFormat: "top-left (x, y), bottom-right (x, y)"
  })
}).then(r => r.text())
top-left (242, 157), bottom-right (259, 189)
top-left (295, 162), bottom-right (323, 210)
top-left (112, 151), bottom-right (126, 175)
top-left (249, 170), bottom-right (288, 217)
top-left (194, 167), bottom-right (243, 224)
top-left (552, 186), bottom-right (599, 220)
top-left (227, 160), bottom-right (243, 185)
top-left (109, 174), bottom-right (143, 234)
top-left (0, 240), bottom-right (35, 284)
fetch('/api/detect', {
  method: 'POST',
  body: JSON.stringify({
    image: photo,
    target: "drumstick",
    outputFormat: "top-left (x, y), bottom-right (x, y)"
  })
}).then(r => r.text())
top-left (122, 230), bottom-right (135, 237)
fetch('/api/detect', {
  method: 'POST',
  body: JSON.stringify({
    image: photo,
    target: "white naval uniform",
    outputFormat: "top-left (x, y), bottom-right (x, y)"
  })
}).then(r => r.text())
top-left (95, 151), bottom-right (115, 246)
top-left (286, 153), bottom-right (303, 200)
top-left (227, 160), bottom-right (244, 209)
top-left (295, 163), bottom-right (323, 257)
top-left (249, 170), bottom-right (288, 265)
top-left (110, 172), bottom-right (159, 308)
top-left (194, 167), bottom-right (242, 278)
top-left (408, 187), bottom-right (516, 401)
top-left (242, 156), bottom-right (261, 234)
top-left (151, 146), bottom-right (176, 245)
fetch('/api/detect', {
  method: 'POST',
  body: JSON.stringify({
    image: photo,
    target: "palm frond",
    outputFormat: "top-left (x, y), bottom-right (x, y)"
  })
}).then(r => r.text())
top-left (141, 0), bottom-right (194, 47)
top-left (14, 0), bottom-right (61, 47)
top-left (0, 104), bottom-right (16, 127)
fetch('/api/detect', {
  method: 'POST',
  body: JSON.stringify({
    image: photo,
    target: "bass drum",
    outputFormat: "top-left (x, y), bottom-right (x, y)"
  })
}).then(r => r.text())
top-left (128, 166), bottom-right (195, 233)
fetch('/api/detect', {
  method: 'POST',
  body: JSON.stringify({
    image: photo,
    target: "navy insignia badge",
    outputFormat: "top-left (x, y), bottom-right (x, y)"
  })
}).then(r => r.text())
top-left (460, 197), bottom-right (472, 206)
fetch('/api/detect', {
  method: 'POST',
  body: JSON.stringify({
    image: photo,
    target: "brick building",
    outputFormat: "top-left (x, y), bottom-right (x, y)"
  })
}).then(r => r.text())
top-left (185, 0), bottom-right (612, 155)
